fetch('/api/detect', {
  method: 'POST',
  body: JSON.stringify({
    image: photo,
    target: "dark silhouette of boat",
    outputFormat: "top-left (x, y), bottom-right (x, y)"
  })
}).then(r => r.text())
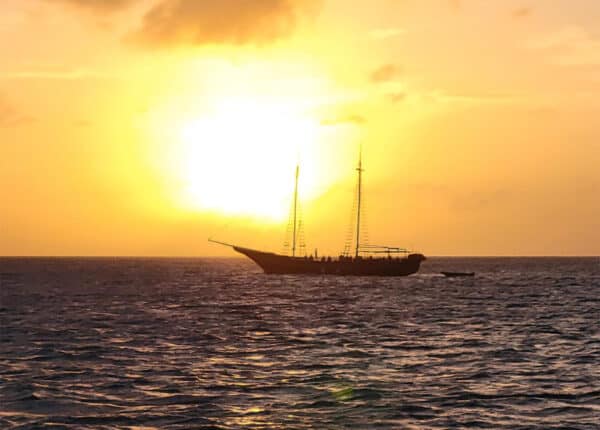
top-left (210, 150), bottom-right (426, 276)
top-left (208, 243), bottom-right (425, 276)
top-left (441, 271), bottom-right (475, 277)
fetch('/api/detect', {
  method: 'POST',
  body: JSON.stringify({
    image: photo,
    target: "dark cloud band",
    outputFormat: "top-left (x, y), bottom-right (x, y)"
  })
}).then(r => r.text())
top-left (128, 0), bottom-right (321, 47)
top-left (45, 0), bottom-right (321, 47)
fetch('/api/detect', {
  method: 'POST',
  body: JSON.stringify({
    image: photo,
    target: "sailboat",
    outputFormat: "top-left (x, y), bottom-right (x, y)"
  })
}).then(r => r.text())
top-left (210, 151), bottom-right (426, 276)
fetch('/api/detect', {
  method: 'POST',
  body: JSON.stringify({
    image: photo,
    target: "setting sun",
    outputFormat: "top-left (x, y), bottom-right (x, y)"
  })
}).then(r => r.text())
top-left (177, 97), bottom-right (322, 220)
top-left (135, 59), bottom-right (361, 225)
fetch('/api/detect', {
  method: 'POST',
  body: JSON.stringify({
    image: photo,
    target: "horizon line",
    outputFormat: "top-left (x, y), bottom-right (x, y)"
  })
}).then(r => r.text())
top-left (1, 255), bottom-right (599, 259)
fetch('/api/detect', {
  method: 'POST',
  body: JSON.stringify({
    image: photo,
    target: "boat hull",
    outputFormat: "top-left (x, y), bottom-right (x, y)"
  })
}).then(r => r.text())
top-left (234, 246), bottom-right (425, 276)
top-left (441, 271), bottom-right (475, 277)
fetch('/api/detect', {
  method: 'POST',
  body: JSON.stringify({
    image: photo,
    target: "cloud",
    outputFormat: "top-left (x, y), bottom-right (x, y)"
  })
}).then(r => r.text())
top-left (0, 100), bottom-right (12, 126)
top-left (369, 27), bottom-right (405, 41)
top-left (320, 114), bottom-right (366, 126)
top-left (388, 92), bottom-right (407, 104)
top-left (128, 0), bottom-right (321, 47)
top-left (405, 182), bottom-right (510, 212)
top-left (74, 119), bottom-right (93, 127)
top-left (428, 90), bottom-right (521, 105)
top-left (0, 69), bottom-right (115, 80)
top-left (370, 64), bottom-right (401, 83)
top-left (528, 26), bottom-right (600, 66)
top-left (449, 0), bottom-right (461, 12)
top-left (0, 96), bottom-right (35, 127)
top-left (512, 7), bottom-right (532, 18)
top-left (44, 0), bottom-right (137, 13)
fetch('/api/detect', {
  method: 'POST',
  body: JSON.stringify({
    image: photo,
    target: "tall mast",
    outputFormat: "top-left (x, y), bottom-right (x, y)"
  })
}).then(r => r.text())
top-left (355, 147), bottom-right (363, 258)
top-left (292, 164), bottom-right (299, 257)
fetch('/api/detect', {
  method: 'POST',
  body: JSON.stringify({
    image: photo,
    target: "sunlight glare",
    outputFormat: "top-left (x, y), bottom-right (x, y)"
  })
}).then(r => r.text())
top-left (178, 98), bottom-right (322, 220)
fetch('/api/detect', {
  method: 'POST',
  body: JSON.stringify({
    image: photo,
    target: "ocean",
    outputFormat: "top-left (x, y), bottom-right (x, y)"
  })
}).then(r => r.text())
top-left (1, 257), bottom-right (599, 429)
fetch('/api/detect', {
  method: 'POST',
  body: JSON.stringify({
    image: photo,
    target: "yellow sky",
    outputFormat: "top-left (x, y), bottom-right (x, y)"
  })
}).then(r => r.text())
top-left (1, 0), bottom-right (599, 256)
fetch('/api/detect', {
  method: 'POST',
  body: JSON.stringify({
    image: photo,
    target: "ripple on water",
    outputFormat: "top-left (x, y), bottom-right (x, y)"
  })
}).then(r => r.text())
top-left (1, 257), bottom-right (599, 429)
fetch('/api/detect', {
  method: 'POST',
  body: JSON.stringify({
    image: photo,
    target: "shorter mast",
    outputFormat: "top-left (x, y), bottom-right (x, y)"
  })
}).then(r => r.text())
top-left (355, 147), bottom-right (363, 258)
top-left (292, 164), bottom-right (299, 257)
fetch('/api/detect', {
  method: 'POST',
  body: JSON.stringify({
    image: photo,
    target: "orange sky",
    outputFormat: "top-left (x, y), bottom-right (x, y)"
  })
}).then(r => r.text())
top-left (1, 0), bottom-right (599, 256)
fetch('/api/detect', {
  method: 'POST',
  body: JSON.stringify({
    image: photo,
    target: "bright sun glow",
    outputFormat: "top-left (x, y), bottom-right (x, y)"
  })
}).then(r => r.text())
top-left (178, 97), bottom-right (323, 220)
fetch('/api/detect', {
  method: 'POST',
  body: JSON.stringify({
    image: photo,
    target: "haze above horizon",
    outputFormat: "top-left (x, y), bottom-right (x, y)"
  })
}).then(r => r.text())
top-left (1, 0), bottom-right (599, 257)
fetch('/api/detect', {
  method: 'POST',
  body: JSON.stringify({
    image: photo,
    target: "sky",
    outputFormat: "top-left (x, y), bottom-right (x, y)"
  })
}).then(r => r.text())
top-left (1, 0), bottom-right (599, 256)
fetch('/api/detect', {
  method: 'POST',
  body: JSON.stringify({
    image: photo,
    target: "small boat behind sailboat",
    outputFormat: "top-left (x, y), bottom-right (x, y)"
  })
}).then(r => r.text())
top-left (441, 271), bottom-right (475, 278)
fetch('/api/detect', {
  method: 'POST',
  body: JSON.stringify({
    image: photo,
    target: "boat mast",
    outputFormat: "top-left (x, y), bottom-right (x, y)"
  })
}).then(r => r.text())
top-left (355, 147), bottom-right (363, 258)
top-left (292, 164), bottom-right (299, 257)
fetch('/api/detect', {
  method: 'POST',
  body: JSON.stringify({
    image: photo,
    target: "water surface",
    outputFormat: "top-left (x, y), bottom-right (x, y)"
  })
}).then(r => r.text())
top-left (1, 257), bottom-right (599, 429)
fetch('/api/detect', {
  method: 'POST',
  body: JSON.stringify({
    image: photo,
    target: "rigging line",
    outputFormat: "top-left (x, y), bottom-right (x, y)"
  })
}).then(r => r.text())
top-left (355, 144), bottom-right (364, 257)
top-left (360, 177), bottom-right (370, 247)
top-left (292, 164), bottom-right (299, 257)
top-left (297, 203), bottom-right (307, 256)
top-left (344, 175), bottom-right (359, 256)
top-left (298, 221), bottom-right (307, 256)
top-left (283, 162), bottom-right (306, 256)
top-left (343, 190), bottom-right (357, 256)
top-left (282, 212), bottom-right (294, 254)
top-left (283, 177), bottom-right (297, 255)
top-left (207, 217), bottom-right (235, 243)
